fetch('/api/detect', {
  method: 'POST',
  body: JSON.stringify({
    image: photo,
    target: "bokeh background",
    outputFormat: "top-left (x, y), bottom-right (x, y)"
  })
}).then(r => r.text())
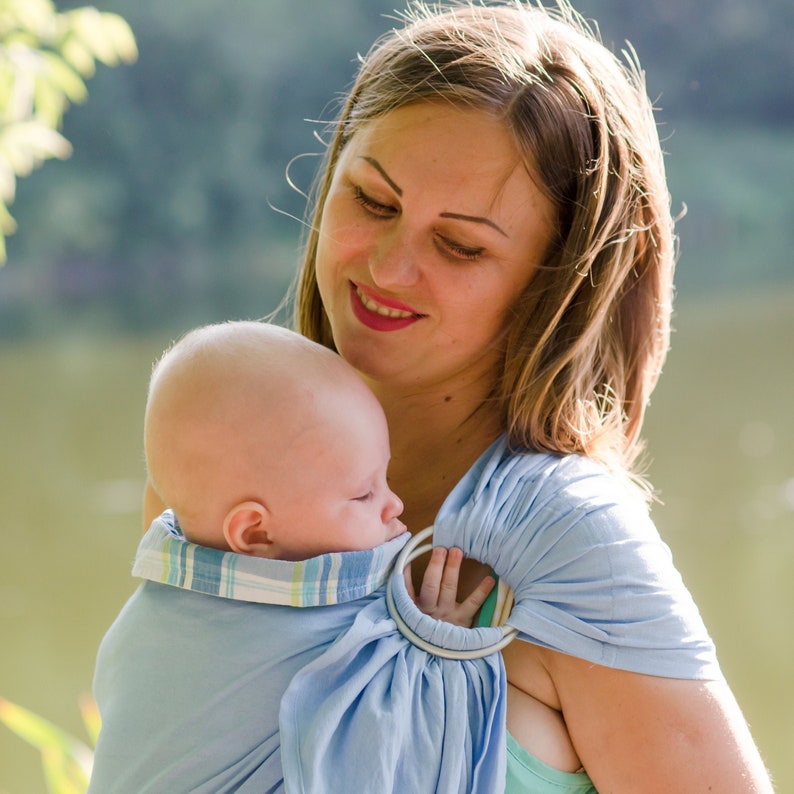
top-left (1, 0), bottom-right (792, 791)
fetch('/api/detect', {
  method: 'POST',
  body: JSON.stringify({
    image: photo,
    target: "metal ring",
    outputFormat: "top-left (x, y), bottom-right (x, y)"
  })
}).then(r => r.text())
top-left (386, 527), bottom-right (518, 660)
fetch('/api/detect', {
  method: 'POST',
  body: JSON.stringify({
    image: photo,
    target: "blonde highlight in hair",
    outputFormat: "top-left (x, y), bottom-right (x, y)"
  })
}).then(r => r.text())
top-left (295, 1), bottom-right (675, 488)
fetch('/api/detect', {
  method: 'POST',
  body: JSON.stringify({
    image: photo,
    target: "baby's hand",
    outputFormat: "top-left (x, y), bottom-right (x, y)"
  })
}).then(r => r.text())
top-left (405, 546), bottom-right (496, 627)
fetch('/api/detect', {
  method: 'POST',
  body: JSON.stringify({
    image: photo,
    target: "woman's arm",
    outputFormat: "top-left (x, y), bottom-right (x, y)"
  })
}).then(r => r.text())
top-left (504, 641), bottom-right (774, 792)
top-left (142, 479), bottom-right (166, 533)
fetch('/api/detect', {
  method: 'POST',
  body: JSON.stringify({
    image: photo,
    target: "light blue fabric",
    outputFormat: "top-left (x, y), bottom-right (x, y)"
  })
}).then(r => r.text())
top-left (91, 439), bottom-right (722, 792)
top-left (280, 586), bottom-right (507, 793)
top-left (433, 436), bottom-right (722, 680)
top-left (90, 516), bottom-right (507, 794)
top-left (89, 518), bottom-right (412, 794)
top-left (132, 511), bottom-right (405, 606)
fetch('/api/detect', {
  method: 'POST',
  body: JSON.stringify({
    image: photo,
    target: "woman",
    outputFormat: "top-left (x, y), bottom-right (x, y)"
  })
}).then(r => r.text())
top-left (294, 2), bottom-right (773, 791)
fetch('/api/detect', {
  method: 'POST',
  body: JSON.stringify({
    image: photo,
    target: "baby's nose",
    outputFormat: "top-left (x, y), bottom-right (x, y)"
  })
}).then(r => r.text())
top-left (383, 490), bottom-right (404, 523)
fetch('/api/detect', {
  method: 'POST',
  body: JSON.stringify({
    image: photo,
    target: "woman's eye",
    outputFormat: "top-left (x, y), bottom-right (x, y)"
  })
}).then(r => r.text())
top-left (436, 234), bottom-right (484, 261)
top-left (353, 185), bottom-right (396, 217)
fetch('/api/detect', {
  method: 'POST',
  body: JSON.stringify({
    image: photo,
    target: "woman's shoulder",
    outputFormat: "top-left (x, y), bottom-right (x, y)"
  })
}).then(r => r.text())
top-left (434, 439), bottom-right (666, 603)
top-left (435, 439), bottom-right (721, 679)
top-left (440, 436), bottom-right (650, 537)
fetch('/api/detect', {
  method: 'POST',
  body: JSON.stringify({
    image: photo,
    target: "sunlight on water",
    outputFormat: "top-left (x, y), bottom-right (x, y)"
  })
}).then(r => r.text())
top-left (643, 288), bottom-right (794, 792)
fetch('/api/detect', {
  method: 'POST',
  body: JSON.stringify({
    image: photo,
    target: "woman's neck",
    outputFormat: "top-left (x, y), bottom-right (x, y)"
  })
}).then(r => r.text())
top-left (373, 383), bottom-right (503, 533)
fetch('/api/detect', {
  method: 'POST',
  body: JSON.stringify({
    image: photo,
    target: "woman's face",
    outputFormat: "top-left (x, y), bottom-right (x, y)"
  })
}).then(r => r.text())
top-left (315, 101), bottom-right (554, 396)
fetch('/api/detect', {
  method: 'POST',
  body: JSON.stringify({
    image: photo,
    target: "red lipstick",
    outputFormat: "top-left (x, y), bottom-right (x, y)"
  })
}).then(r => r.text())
top-left (350, 282), bottom-right (422, 332)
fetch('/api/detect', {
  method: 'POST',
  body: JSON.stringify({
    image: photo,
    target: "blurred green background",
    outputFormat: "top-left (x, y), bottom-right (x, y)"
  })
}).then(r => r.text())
top-left (1, 0), bottom-right (792, 791)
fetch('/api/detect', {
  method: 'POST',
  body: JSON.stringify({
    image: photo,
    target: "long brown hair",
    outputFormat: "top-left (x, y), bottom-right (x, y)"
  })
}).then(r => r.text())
top-left (295, 1), bottom-right (676, 485)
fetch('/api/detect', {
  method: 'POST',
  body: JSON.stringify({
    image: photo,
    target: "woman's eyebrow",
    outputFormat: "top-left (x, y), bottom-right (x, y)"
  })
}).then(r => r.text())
top-left (439, 212), bottom-right (507, 237)
top-left (360, 156), bottom-right (402, 196)
top-left (359, 156), bottom-right (506, 237)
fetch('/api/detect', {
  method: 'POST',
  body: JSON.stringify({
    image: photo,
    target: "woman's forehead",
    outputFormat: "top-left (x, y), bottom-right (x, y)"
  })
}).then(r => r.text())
top-left (340, 102), bottom-right (554, 235)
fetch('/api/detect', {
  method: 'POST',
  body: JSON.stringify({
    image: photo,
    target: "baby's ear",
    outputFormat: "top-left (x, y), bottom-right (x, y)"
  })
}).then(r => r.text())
top-left (222, 501), bottom-right (273, 557)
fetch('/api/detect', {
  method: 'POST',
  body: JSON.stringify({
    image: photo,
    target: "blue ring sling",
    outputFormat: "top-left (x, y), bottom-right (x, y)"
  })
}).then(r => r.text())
top-left (91, 437), bottom-right (720, 793)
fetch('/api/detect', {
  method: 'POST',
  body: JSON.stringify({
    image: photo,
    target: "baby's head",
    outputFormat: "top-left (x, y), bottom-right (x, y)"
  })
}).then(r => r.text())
top-left (144, 321), bottom-right (405, 559)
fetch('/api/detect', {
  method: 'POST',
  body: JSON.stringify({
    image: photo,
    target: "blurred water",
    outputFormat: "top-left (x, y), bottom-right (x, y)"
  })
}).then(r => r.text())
top-left (1, 289), bottom-right (792, 793)
top-left (0, 332), bottom-right (169, 794)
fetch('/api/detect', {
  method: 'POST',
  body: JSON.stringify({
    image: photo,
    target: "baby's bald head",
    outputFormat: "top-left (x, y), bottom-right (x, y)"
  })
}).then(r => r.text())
top-left (144, 321), bottom-right (375, 546)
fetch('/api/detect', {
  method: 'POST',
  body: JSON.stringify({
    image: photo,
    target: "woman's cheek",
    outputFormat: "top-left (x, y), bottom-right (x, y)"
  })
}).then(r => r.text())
top-left (318, 212), bottom-right (366, 275)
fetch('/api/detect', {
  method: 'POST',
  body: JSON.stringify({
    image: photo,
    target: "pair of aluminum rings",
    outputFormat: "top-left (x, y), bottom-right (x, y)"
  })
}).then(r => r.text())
top-left (385, 526), bottom-right (518, 660)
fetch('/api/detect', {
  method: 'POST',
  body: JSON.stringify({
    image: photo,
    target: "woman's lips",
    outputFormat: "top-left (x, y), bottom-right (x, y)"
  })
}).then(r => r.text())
top-left (350, 282), bottom-right (423, 331)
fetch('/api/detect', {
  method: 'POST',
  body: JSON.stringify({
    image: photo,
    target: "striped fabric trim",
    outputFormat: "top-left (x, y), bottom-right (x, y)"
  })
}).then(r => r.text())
top-left (132, 511), bottom-right (408, 607)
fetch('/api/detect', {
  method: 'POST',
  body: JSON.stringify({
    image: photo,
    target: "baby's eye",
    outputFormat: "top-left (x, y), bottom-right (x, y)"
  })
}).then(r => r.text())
top-left (353, 185), bottom-right (397, 217)
top-left (353, 490), bottom-right (374, 503)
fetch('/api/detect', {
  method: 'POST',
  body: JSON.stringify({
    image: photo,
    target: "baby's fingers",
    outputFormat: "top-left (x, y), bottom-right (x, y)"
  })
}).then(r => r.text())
top-left (417, 547), bottom-right (448, 608)
top-left (437, 547), bottom-right (465, 608)
top-left (458, 575), bottom-right (497, 624)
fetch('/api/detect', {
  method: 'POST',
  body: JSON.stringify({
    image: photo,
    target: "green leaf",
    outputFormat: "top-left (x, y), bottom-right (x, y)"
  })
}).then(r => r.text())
top-left (59, 34), bottom-right (96, 78)
top-left (0, 697), bottom-right (93, 781)
top-left (2, 41), bottom-right (39, 123)
top-left (67, 8), bottom-right (137, 68)
top-left (0, 0), bottom-right (136, 265)
top-left (0, 61), bottom-right (16, 115)
top-left (0, 121), bottom-right (71, 185)
top-left (3, 0), bottom-right (57, 40)
top-left (0, 194), bottom-right (19, 229)
top-left (93, 12), bottom-right (138, 65)
top-left (40, 50), bottom-right (88, 104)
top-left (41, 745), bottom-right (89, 794)
top-left (78, 695), bottom-right (101, 748)
top-left (32, 76), bottom-right (66, 128)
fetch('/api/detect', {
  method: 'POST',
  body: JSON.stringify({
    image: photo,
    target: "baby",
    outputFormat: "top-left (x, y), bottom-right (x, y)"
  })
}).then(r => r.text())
top-left (88, 321), bottom-right (495, 792)
top-left (144, 320), bottom-right (491, 617)
top-left (144, 320), bottom-right (408, 561)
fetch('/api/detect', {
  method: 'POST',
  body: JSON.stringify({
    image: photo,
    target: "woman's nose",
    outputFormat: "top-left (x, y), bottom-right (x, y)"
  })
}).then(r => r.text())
top-left (369, 228), bottom-right (420, 288)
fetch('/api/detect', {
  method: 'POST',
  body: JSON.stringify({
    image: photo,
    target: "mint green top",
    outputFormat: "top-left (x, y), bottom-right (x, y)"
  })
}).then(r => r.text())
top-left (506, 734), bottom-right (597, 793)
top-left (479, 581), bottom-right (597, 793)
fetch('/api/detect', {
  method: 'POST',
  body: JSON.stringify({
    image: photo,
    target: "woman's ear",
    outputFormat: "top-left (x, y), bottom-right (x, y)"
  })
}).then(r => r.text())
top-left (222, 501), bottom-right (273, 557)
